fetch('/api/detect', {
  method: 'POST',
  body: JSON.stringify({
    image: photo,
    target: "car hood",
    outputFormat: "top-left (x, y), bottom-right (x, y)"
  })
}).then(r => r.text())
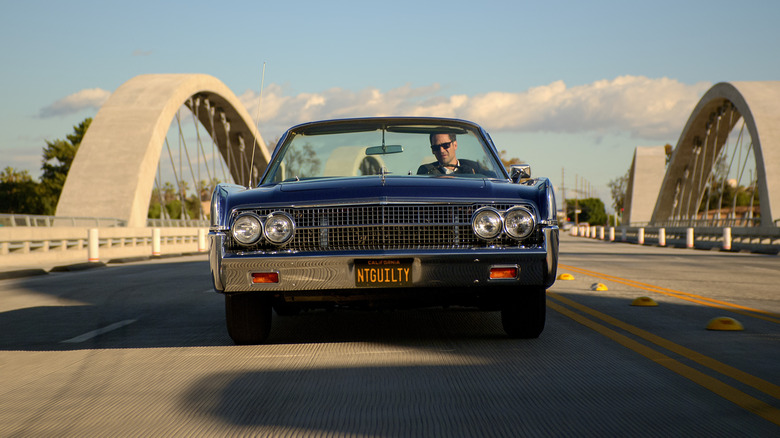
top-left (227, 176), bottom-right (544, 208)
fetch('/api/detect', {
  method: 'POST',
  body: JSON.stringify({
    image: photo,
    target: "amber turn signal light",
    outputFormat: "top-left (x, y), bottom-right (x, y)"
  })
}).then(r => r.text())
top-left (490, 267), bottom-right (518, 279)
top-left (252, 272), bottom-right (279, 283)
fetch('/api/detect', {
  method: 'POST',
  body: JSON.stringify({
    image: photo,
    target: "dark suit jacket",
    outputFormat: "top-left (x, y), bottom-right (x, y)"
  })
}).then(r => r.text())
top-left (416, 159), bottom-right (495, 177)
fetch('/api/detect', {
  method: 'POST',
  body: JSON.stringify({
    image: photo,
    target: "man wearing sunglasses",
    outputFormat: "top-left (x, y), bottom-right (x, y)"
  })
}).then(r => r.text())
top-left (417, 133), bottom-right (487, 175)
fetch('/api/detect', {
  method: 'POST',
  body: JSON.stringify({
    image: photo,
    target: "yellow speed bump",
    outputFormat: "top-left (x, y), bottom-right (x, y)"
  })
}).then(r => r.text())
top-left (590, 283), bottom-right (608, 291)
top-left (557, 273), bottom-right (575, 280)
top-left (706, 317), bottom-right (744, 331)
top-left (631, 296), bottom-right (658, 306)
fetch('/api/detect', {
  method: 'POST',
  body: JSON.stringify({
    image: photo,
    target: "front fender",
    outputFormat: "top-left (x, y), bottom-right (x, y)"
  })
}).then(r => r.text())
top-left (210, 183), bottom-right (247, 230)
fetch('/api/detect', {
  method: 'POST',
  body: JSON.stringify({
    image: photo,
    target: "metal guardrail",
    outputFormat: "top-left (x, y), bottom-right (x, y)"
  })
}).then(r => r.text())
top-left (571, 224), bottom-right (780, 254)
top-left (631, 218), bottom-right (761, 228)
top-left (0, 214), bottom-right (126, 227)
top-left (0, 214), bottom-right (208, 228)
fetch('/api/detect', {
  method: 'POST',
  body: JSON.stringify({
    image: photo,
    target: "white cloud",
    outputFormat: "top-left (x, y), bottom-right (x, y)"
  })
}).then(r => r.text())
top-left (240, 76), bottom-right (710, 141)
top-left (39, 88), bottom-right (112, 118)
top-left (48, 76), bottom-right (708, 140)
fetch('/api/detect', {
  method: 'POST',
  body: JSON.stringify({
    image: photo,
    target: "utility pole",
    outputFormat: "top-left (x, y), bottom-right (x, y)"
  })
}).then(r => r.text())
top-left (561, 168), bottom-right (566, 222)
top-left (575, 174), bottom-right (579, 225)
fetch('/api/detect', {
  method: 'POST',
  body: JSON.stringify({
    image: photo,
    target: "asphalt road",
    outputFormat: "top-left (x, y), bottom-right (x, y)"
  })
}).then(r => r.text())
top-left (0, 234), bottom-right (778, 437)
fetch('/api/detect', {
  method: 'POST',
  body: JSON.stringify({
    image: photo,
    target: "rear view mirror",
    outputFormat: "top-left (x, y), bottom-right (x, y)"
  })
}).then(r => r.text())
top-left (510, 164), bottom-right (531, 183)
top-left (366, 144), bottom-right (403, 155)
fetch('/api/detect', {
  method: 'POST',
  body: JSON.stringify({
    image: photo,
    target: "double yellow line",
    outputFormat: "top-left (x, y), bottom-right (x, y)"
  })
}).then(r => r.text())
top-left (548, 266), bottom-right (780, 426)
top-left (560, 263), bottom-right (780, 323)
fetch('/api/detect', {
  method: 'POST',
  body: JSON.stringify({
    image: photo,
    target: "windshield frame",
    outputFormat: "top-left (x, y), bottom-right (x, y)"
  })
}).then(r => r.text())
top-left (260, 117), bottom-right (508, 185)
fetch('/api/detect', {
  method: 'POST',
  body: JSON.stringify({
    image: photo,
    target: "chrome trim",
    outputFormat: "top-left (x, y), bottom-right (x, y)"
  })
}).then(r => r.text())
top-left (510, 164), bottom-right (531, 182)
top-left (543, 226), bottom-right (559, 288)
top-left (231, 212), bottom-right (264, 245)
top-left (471, 207), bottom-right (503, 240)
top-left (225, 202), bottom-right (541, 252)
top-left (208, 231), bottom-right (226, 291)
top-left (503, 206), bottom-right (536, 239)
top-left (263, 211), bottom-right (296, 245)
top-left (546, 182), bottom-right (557, 222)
top-left (218, 248), bottom-right (550, 292)
top-left (247, 270), bottom-right (281, 286)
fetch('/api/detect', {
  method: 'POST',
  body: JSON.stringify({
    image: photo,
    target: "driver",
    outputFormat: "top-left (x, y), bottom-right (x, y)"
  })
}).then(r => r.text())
top-left (417, 133), bottom-right (485, 175)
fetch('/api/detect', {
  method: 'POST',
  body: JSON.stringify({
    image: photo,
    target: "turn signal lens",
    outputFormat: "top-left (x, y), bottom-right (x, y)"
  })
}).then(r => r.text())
top-left (490, 267), bottom-right (518, 279)
top-left (252, 272), bottom-right (279, 283)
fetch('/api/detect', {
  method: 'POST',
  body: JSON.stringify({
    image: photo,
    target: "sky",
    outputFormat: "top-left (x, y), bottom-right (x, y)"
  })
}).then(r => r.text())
top-left (2, 0), bottom-right (779, 212)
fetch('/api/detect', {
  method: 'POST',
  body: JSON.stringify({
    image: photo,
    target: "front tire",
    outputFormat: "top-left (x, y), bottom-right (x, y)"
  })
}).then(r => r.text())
top-left (273, 301), bottom-right (301, 316)
top-left (501, 286), bottom-right (546, 338)
top-left (225, 292), bottom-right (272, 344)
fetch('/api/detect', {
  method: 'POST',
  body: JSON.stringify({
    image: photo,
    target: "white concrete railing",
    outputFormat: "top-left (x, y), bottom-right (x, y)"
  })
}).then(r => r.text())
top-left (0, 227), bottom-right (208, 269)
top-left (570, 224), bottom-right (780, 254)
top-left (0, 213), bottom-right (208, 228)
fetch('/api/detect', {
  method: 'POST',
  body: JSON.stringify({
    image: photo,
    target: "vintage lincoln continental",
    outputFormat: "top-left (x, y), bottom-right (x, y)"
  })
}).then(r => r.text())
top-left (209, 117), bottom-right (559, 344)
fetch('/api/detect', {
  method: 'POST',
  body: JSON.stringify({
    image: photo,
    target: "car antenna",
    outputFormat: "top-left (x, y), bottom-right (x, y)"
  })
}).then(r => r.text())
top-left (247, 62), bottom-right (266, 188)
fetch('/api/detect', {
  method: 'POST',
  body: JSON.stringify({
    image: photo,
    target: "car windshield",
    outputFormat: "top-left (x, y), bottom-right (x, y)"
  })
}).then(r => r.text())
top-left (261, 122), bottom-right (505, 184)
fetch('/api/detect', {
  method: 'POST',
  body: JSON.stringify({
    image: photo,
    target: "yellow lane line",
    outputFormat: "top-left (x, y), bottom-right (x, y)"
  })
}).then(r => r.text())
top-left (547, 297), bottom-right (780, 426)
top-left (548, 292), bottom-right (780, 400)
top-left (558, 263), bottom-right (780, 324)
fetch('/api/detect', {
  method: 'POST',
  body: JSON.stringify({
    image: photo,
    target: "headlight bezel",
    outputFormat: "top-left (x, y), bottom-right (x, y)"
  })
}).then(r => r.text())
top-left (471, 207), bottom-right (503, 240)
top-left (231, 212), bottom-right (264, 245)
top-left (264, 211), bottom-right (296, 245)
top-left (503, 206), bottom-right (536, 239)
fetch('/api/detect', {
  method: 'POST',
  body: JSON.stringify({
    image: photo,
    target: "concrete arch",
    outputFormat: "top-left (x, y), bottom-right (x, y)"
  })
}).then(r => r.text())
top-left (56, 74), bottom-right (270, 227)
top-left (623, 146), bottom-right (666, 225)
top-left (651, 81), bottom-right (780, 228)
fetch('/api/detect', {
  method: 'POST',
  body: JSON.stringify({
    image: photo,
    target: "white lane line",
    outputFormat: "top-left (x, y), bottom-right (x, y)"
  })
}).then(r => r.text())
top-left (60, 319), bottom-right (138, 343)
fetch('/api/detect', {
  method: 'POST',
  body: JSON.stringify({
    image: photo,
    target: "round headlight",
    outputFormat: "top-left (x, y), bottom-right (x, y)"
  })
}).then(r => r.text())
top-left (264, 212), bottom-right (295, 245)
top-left (504, 206), bottom-right (535, 239)
top-left (472, 207), bottom-right (503, 240)
top-left (232, 213), bottom-right (263, 245)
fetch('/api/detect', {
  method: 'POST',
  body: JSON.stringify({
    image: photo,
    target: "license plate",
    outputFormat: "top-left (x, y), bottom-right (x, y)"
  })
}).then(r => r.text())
top-left (355, 259), bottom-right (413, 287)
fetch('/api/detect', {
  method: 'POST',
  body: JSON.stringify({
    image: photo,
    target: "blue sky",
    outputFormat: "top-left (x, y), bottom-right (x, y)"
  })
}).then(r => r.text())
top-left (2, 0), bottom-right (779, 210)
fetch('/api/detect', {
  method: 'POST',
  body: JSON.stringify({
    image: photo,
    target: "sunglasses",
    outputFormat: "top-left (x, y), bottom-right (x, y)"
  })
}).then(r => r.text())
top-left (431, 141), bottom-right (453, 151)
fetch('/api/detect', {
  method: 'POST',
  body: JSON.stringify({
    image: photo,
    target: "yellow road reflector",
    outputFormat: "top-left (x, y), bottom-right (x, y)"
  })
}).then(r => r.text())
top-left (706, 317), bottom-right (744, 331)
top-left (590, 283), bottom-right (608, 291)
top-left (557, 273), bottom-right (575, 280)
top-left (631, 296), bottom-right (658, 307)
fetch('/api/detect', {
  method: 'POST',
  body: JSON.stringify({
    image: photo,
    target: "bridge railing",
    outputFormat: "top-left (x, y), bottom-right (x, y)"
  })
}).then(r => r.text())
top-left (570, 224), bottom-right (780, 254)
top-left (646, 217), bottom-right (761, 228)
top-left (0, 222), bottom-right (209, 270)
top-left (0, 214), bottom-right (126, 228)
top-left (0, 214), bottom-right (209, 228)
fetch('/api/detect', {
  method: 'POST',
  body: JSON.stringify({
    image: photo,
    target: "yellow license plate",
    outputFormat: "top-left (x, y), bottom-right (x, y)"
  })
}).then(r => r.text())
top-left (355, 259), bottom-right (413, 287)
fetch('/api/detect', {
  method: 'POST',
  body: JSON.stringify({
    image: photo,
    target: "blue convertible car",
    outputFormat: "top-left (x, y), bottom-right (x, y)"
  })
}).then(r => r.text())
top-left (209, 117), bottom-right (559, 344)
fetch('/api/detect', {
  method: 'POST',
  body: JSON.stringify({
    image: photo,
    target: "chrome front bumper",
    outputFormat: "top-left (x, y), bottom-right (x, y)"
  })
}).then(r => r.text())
top-left (209, 227), bottom-right (558, 293)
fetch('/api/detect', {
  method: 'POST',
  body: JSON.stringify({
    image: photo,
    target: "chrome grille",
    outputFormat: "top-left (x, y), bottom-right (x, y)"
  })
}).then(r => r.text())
top-left (228, 203), bottom-right (535, 252)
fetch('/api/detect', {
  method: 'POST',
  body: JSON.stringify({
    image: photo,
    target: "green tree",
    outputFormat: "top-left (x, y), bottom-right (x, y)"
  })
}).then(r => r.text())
top-left (499, 150), bottom-right (524, 171)
top-left (566, 197), bottom-right (607, 225)
top-left (607, 170), bottom-right (629, 216)
top-left (38, 118), bottom-right (92, 213)
top-left (0, 167), bottom-right (44, 213)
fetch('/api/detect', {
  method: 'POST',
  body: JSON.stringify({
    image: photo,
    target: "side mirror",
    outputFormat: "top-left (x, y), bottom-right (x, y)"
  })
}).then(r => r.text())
top-left (510, 164), bottom-right (531, 183)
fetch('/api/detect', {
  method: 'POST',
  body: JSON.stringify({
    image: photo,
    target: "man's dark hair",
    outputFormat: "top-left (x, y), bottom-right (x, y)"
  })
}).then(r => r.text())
top-left (429, 132), bottom-right (456, 144)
